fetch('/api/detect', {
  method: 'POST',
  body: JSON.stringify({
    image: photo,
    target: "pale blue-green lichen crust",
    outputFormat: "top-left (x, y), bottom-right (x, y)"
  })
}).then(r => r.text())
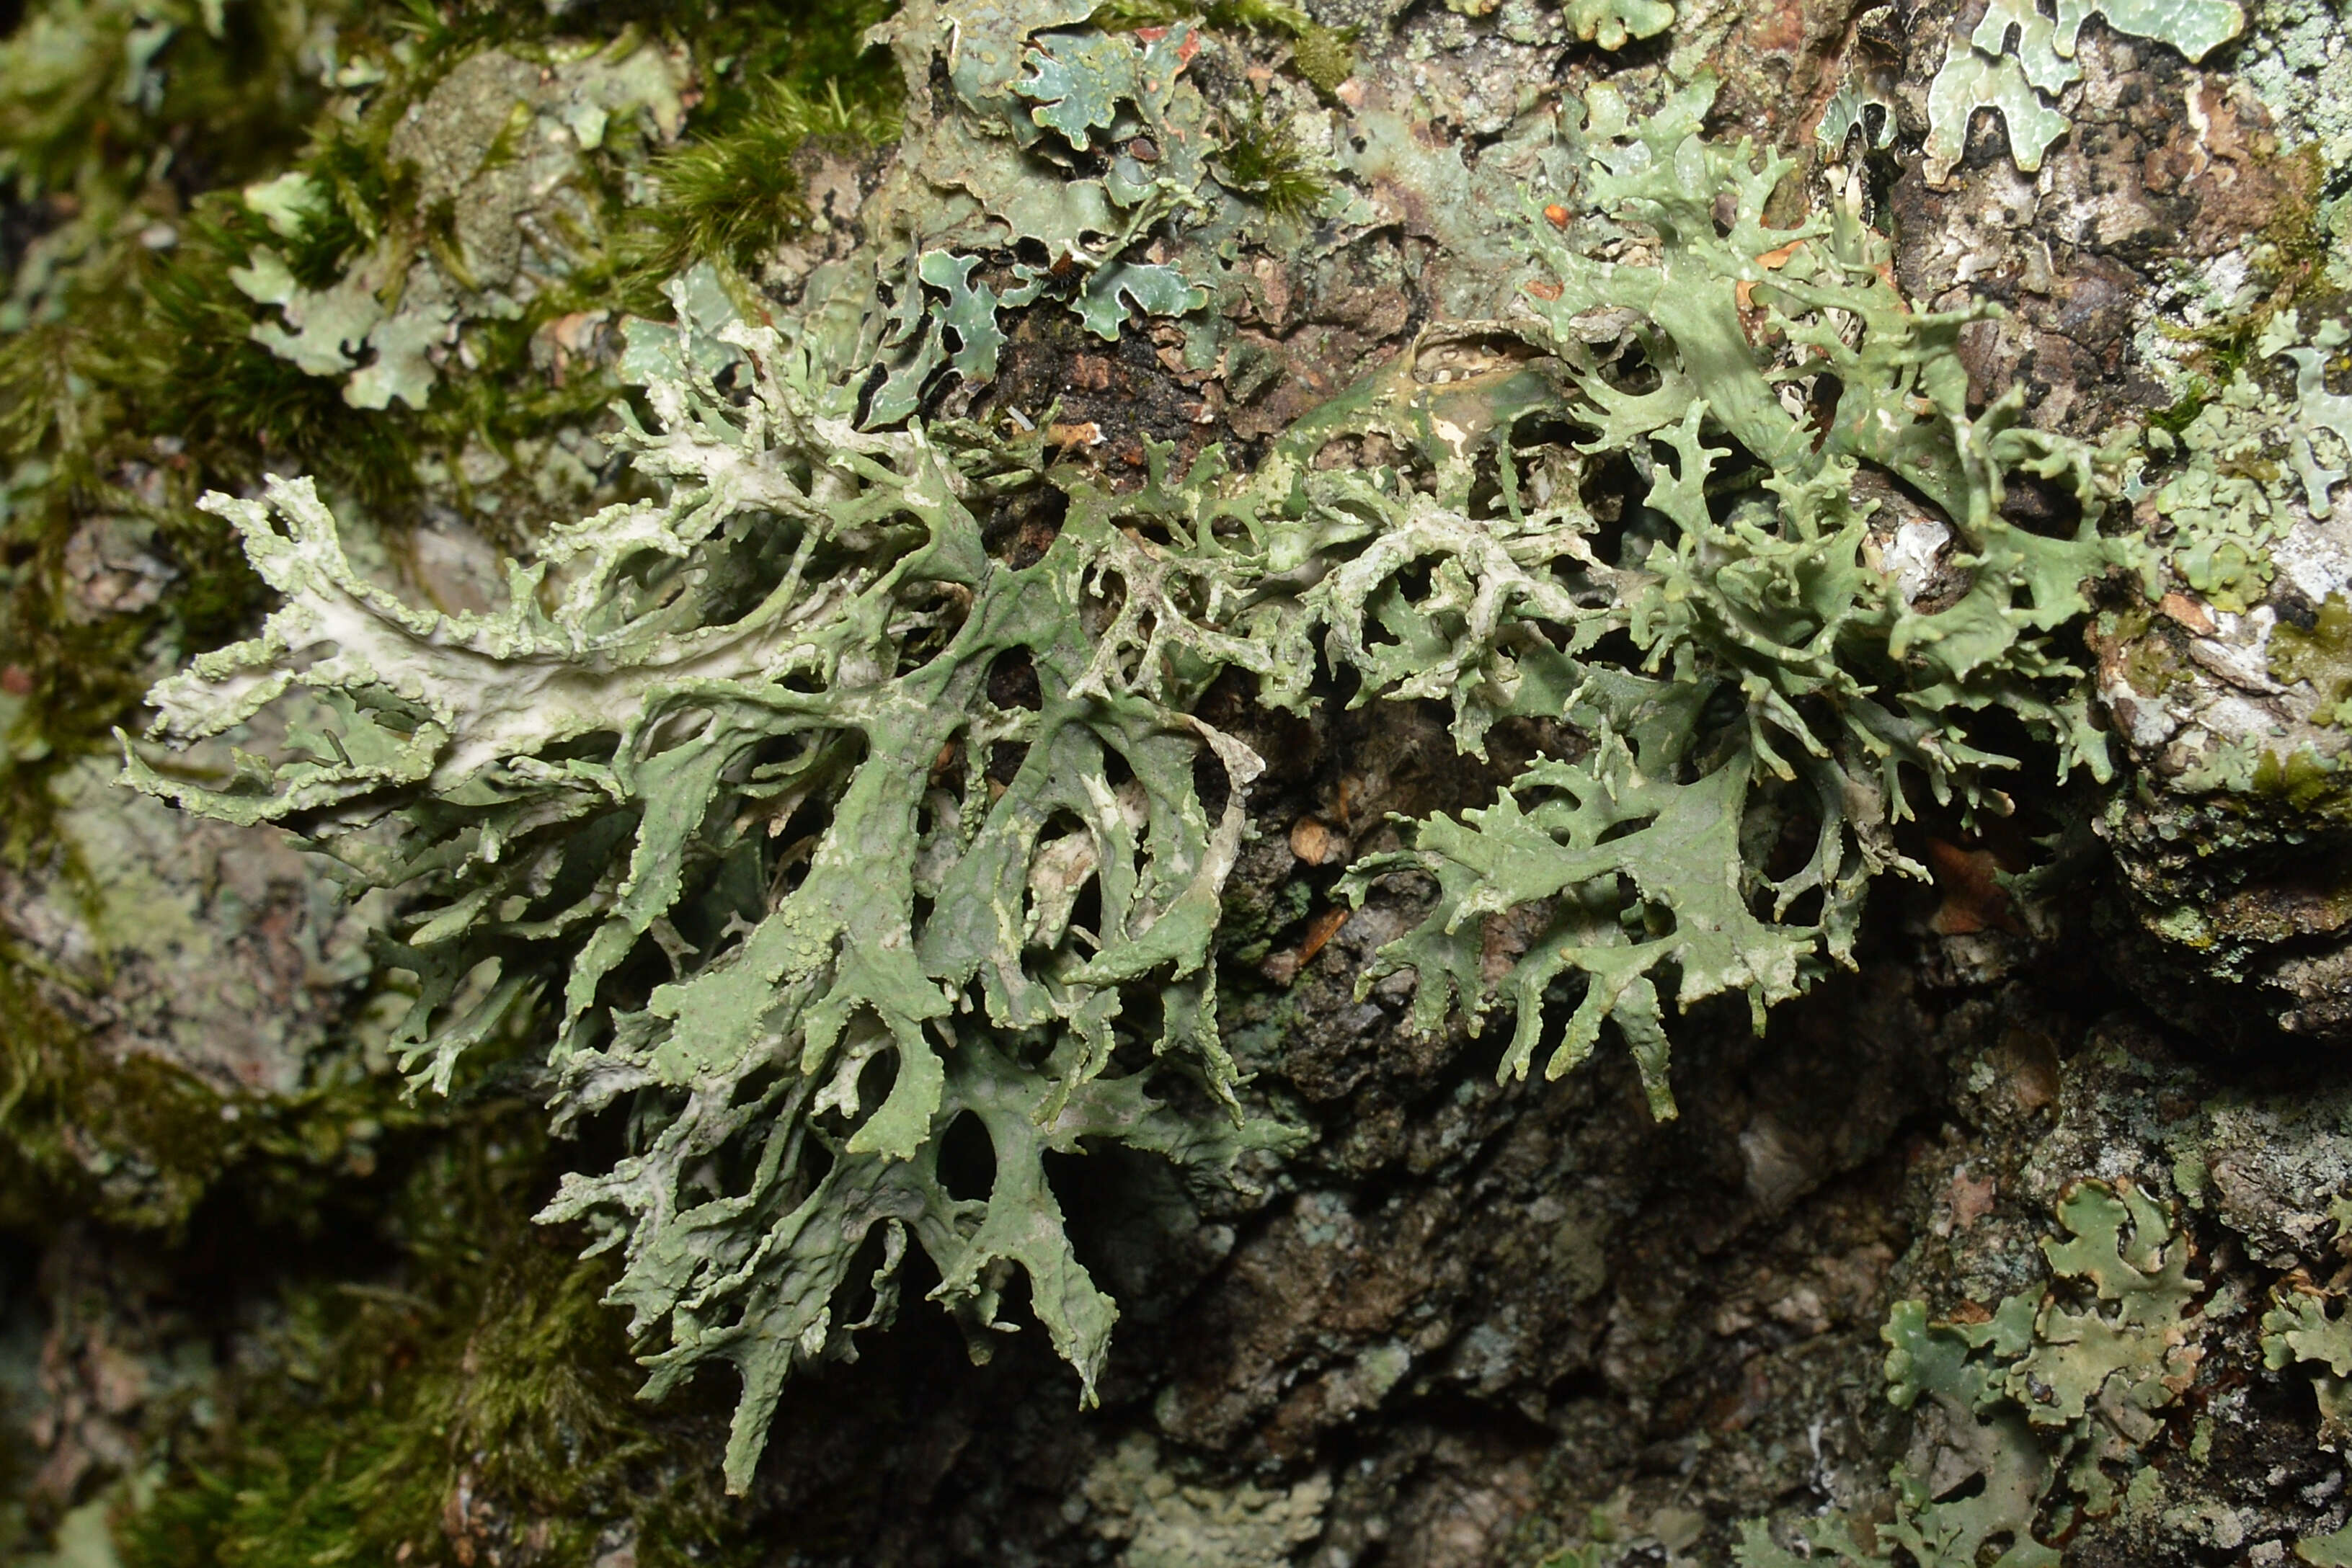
top-left (121, 53), bottom-right (2147, 1491)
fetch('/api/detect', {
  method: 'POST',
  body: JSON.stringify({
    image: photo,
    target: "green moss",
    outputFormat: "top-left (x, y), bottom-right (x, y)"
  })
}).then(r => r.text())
top-left (0, 191), bottom-right (417, 861)
top-left (277, 133), bottom-right (399, 292)
top-left (674, 0), bottom-right (902, 126)
top-left (0, 0), bottom-right (347, 205)
top-left (1287, 24), bottom-right (1357, 94)
top-left (2256, 146), bottom-right (2336, 296)
top-left (0, 0), bottom-right (360, 858)
top-left (0, 945), bottom-right (111, 1229)
top-left (635, 81), bottom-right (897, 277)
top-left (116, 1107), bottom-right (758, 1568)
top-left (0, 514), bottom-right (161, 867)
top-left (2118, 627), bottom-right (2184, 699)
top-left (1091, 0), bottom-right (1312, 34)
top-left (0, 0), bottom-right (905, 883)
top-left (0, 917), bottom-right (448, 1238)
top-left (2149, 380), bottom-right (2216, 437)
top-left (142, 206), bottom-right (425, 503)
top-left (2162, 313), bottom-right (2266, 389)
top-left (1212, 105), bottom-right (1331, 218)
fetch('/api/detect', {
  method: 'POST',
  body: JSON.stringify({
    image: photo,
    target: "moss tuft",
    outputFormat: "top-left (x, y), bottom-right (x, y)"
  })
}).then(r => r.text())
top-left (1, 0), bottom-right (915, 873)
top-left (1287, 23), bottom-right (1356, 94)
top-left (636, 81), bottom-right (896, 276)
top-left (1092, 0), bottom-right (1315, 32)
top-left (1214, 105), bottom-right (1331, 218)
top-left (115, 1107), bottom-right (756, 1568)
top-left (278, 133), bottom-right (399, 291)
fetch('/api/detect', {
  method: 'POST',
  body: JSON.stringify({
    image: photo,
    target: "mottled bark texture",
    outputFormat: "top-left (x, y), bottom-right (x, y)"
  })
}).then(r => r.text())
top-left (4, 0), bottom-right (2351, 1564)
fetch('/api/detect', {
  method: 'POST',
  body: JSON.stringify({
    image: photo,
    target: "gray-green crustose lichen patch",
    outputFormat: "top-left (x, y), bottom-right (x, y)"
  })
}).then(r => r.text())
top-left (124, 66), bottom-right (2146, 1492)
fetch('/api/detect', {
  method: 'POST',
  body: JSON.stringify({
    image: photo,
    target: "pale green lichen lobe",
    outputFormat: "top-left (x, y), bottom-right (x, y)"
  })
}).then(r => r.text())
top-left (1739, 1182), bottom-right (2204, 1565)
top-left (1925, 0), bottom-right (2245, 181)
top-left (123, 58), bottom-right (2148, 1494)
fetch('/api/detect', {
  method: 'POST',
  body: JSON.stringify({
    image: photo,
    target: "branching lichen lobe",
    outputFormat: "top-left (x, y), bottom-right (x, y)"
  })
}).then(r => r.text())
top-left (121, 22), bottom-right (2152, 1497)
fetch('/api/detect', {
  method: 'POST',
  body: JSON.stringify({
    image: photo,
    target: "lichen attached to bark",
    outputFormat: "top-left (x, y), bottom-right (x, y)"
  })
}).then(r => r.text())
top-left (123, 13), bottom-right (2151, 1499)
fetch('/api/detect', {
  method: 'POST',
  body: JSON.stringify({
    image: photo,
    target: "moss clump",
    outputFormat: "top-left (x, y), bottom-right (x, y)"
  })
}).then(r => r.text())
top-left (1, 0), bottom-right (907, 869)
top-left (1211, 104), bottom-right (1331, 218)
top-left (1287, 22), bottom-right (1355, 93)
top-left (2104, 607), bottom-right (2185, 700)
top-left (115, 1107), bottom-right (757, 1568)
top-left (0, 0), bottom-right (343, 208)
top-left (0, 0), bottom-right (352, 860)
top-left (636, 81), bottom-right (897, 276)
top-left (1091, 0), bottom-right (1312, 30)
top-left (0, 935), bottom-right (427, 1236)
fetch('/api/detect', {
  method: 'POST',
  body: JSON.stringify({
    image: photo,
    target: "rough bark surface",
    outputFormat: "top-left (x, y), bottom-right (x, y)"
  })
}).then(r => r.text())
top-left (4, 0), bottom-right (2351, 1564)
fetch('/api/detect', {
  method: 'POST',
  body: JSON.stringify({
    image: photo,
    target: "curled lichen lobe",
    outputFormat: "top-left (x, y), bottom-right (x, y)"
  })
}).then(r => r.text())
top-left (122, 56), bottom-right (2151, 1493)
